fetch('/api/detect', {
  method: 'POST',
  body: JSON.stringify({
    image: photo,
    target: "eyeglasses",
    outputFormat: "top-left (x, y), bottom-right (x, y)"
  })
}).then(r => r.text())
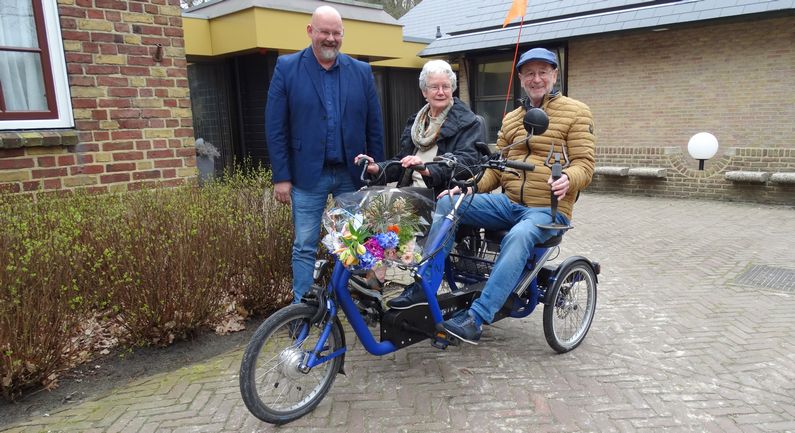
top-left (313, 28), bottom-right (344, 39)
top-left (519, 69), bottom-right (554, 80)
top-left (426, 84), bottom-right (453, 93)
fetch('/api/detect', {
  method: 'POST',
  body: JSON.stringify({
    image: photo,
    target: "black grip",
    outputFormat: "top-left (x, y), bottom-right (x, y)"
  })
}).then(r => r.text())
top-left (551, 162), bottom-right (562, 179)
top-left (504, 160), bottom-right (535, 172)
top-left (412, 164), bottom-right (426, 171)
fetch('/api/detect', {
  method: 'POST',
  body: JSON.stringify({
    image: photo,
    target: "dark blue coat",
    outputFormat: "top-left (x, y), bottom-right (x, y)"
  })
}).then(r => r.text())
top-left (266, 47), bottom-right (385, 189)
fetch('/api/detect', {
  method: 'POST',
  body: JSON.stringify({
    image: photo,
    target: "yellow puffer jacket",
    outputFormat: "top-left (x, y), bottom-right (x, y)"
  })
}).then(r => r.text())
top-left (476, 93), bottom-right (596, 220)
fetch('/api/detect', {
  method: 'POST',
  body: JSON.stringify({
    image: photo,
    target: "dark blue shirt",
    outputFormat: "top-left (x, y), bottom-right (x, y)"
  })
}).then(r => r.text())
top-left (319, 58), bottom-right (343, 165)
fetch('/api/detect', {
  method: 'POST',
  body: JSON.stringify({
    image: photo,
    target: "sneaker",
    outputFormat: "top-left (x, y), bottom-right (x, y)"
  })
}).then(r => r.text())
top-left (442, 310), bottom-right (482, 345)
top-left (386, 283), bottom-right (428, 309)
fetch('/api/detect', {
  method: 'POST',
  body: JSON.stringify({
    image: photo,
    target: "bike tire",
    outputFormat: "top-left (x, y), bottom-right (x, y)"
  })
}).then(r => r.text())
top-left (542, 260), bottom-right (597, 353)
top-left (239, 303), bottom-right (344, 425)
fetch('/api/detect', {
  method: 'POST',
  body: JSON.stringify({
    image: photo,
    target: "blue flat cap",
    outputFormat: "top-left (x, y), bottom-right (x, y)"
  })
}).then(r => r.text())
top-left (516, 48), bottom-right (558, 70)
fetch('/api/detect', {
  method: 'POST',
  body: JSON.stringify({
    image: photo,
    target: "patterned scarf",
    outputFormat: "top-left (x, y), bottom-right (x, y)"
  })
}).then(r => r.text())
top-left (410, 101), bottom-right (453, 152)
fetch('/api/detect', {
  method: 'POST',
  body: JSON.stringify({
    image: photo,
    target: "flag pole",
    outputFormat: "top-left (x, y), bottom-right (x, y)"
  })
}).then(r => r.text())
top-left (502, 15), bottom-right (525, 118)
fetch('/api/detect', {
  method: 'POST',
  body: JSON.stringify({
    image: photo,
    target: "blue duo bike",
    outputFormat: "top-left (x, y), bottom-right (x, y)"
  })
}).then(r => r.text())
top-left (239, 109), bottom-right (600, 425)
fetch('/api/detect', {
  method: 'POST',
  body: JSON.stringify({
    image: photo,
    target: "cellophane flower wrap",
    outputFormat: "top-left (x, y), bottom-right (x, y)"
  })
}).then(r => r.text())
top-left (322, 187), bottom-right (434, 272)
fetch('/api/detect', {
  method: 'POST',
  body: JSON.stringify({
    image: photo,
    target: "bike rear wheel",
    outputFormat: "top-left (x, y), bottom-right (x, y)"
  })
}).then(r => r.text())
top-left (239, 303), bottom-right (343, 425)
top-left (543, 260), bottom-right (597, 353)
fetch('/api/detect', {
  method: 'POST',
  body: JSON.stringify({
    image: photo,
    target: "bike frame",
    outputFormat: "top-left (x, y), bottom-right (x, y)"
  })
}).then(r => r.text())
top-left (304, 192), bottom-right (555, 365)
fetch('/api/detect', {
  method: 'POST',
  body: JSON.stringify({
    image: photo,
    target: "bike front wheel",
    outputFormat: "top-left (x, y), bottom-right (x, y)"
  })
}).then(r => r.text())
top-left (543, 260), bottom-right (597, 353)
top-left (239, 303), bottom-right (344, 425)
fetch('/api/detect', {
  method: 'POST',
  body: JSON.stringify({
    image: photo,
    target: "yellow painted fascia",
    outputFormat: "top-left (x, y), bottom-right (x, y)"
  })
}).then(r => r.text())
top-left (370, 40), bottom-right (429, 69)
top-left (184, 17), bottom-right (212, 56)
top-left (184, 6), bottom-right (425, 62)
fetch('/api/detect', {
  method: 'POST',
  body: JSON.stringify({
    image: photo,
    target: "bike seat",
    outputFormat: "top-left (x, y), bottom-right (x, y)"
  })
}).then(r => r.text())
top-left (484, 229), bottom-right (563, 248)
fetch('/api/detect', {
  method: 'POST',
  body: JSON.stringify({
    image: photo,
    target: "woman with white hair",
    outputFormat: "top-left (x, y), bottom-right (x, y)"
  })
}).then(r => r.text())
top-left (355, 59), bottom-right (483, 196)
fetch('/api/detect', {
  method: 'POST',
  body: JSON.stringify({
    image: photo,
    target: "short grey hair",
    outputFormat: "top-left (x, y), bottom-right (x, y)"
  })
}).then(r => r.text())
top-left (418, 60), bottom-right (457, 92)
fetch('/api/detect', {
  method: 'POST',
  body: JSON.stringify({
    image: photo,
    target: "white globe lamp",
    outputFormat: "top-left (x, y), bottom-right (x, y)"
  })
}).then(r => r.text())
top-left (687, 132), bottom-right (719, 170)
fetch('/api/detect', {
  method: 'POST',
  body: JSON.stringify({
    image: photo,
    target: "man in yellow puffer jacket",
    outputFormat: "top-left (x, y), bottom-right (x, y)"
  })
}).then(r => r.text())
top-left (388, 48), bottom-right (595, 344)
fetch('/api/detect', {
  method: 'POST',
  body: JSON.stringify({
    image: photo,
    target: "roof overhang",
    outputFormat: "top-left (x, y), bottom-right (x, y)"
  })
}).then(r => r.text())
top-left (184, 0), bottom-right (427, 68)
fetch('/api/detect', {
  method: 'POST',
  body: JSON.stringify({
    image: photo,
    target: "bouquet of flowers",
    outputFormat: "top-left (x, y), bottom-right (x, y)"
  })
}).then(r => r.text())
top-left (322, 187), bottom-right (434, 272)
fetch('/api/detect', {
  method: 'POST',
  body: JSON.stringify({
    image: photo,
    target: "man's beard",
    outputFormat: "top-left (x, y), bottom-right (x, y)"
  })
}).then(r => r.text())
top-left (318, 45), bottom-right (339, 61)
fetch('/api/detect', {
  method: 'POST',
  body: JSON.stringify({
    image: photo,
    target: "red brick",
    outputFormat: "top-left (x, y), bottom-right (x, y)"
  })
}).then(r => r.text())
top-left (91, 32), bottom-right (116, 43)
top-left (118, 119), bottom-right (148, 129)
top-left (99, 43), bottom-right (118, 55)
top-left (23, 180), bottom-right (42, 192)
top-left (139, 88), bottom-right (154, 97)
top-left (62, 30), bottom-right (90, 41)
top-left (43, 178), bottom-right (62, 190)
top-left (66, 52), bottom-right (93, 63)
top-left (99, 99), bottom-right (131, 108)
top-left (85, 65), bottom-right (119, 75)
top-left (112, 130), bottom-right (143, 140)
top-left (113, 151), bottom-right (144, 161)
top-left (87, 9), bottom-right (104, 19)
top-left (135, 140), bottom-right (153, 150)
top-left (127, 55), bottom-right (155, 66)
top-left (95, 0), bottom-right (127, 11)
top-left (148, 119), bottom-right (164, 128)
top-left (105, 11), bottom-right (121, 22)
top-left (92, 110), bottom-right (108, 120)
top-left (97, 76), bottom-right (129, 87)
top-left (109, 109), bottom-right (142, 119)
top-left (83, 185), bottom-right (108, 194)
top-left (142, 109), bottom-right (170, 118)
top-left (0, 183), bottom-right (21, 193)
top-left (114, 23), bottom-right (130, 33)
top-left (164, 27), bottom-right (183, 37)
top-left (129, 2), bottom-right (143, 12)
top-left (175, 128), bottom-right (194, 138)
top-left (119, 66), bottom-right (150, 76)
top-left (71, 75), bottom-right (97, 86)
top-left (75, 120), bottom-right (99, 130)
top-left (106, 162), bottom-right (135, 172)
top-left (165, 119), bottom-right (179, 127)
top-left (133, 170), bottom-right (161, 180)
top-left (103, 141), bottom-right (133, 151)
top-left (147, 149), bottom-right (174, 159)
top-left (76, 164), bottom-right (104, 175)
top-left (154, 159), bottom-right (182, 168)
top-left (162, 168), bottom-right (176, 178)
top-left (32, 168), bottom-right (69, 179)
top-left (58, 155), bottom-right (76, 166)
top-left (37, 156), bottom-right (57, 168)
top-left (152, 140), bottom-right (168, 149)
top-left (0, 158), bottom-right (35, 169)
top-left (72, 98), bottom-right (99, 109)
top-left (108, 88), bottom-right (138, 98)
top-left (59, 6), bottom-right (86, 18)
top-left (146, 78), bottom-right (175, 88)
top-left (118, 45), bottom-right (148, 56)
top-left (100, 173), bottom-right (130, 184)
top-left (175, 148), bottom-right (196, 158)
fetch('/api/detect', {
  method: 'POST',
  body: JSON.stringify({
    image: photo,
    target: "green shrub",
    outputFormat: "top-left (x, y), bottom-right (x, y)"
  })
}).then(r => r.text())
top-left (0, 166), bottom-right (293, 400)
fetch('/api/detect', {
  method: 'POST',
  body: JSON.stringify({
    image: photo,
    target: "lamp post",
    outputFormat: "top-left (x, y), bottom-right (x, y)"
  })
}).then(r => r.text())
top-left (687, 132), bottom-right (719, 170)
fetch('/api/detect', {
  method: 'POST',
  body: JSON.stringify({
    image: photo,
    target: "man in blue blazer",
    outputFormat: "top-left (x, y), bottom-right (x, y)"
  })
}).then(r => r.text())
top-left (266, 5), bottom-right (385, 302)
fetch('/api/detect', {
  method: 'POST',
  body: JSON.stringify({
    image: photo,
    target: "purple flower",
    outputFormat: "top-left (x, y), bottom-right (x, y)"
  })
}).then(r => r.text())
top-left (364, 238), bottom-right (385, 260)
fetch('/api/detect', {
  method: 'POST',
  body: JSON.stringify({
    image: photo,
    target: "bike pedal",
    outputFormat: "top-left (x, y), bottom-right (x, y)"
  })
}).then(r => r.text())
top-left (430, 331), bottom-right (458, 349)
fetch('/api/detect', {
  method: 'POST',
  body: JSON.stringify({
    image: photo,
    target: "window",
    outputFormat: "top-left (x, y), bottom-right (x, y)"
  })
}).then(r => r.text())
top-left (471, 47), bottom-right (565, 143)
top-left (0, 0), bottom-right (73, 130)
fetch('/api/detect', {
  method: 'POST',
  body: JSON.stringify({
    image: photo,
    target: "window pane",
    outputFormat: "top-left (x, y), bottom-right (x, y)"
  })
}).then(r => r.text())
top-left (476, 61), bottom-right (513, 96)
top-left (0, 0), bottom-right (39, 49)
top-left (475, 100), bottom-right (508, 144)
top-left (0, 51), bottom-right (47, 111)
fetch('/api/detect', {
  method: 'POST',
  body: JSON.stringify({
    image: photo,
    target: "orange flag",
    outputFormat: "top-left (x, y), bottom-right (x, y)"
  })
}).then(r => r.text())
top-left (502, 0), bottom-right (528, 27)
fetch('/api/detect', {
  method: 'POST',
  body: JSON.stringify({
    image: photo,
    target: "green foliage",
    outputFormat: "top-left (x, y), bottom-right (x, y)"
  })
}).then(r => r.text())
top-left (0, 166), bottom-right (292, 400)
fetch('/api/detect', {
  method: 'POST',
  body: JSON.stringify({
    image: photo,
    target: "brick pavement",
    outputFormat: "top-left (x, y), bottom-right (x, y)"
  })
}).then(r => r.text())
top-left (2, 194), bottom-right (794, 433)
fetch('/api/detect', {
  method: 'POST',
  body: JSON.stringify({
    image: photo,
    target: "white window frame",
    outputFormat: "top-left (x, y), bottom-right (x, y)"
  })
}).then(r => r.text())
top-left (0, 0), bottom-right (73, 131)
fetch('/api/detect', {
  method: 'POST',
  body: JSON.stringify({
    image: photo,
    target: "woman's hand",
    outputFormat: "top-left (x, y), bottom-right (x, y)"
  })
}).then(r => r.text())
top-left (400, 155), bottom-right (430, 177)
top-left (354, 154), bottom-right (380, 175)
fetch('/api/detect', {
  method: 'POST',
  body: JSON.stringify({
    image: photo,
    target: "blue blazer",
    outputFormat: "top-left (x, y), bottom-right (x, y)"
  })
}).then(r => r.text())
top-left (265, 47), bottom-right (385, 189)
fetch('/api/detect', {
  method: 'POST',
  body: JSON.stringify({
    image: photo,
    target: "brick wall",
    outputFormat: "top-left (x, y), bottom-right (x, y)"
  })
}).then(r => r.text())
top-left (0, 0), bottom-right (194, 194)
top-left (566, 15), bottom-right (795, 204)
top-left (588, 147), bottom-right (795, 205)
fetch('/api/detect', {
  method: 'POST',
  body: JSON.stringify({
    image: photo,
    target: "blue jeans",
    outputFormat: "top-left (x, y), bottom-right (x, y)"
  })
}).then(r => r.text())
top-left (424, 194), bottom-right (570, 323)
top-left (291, 165), bottom-right (356, 302)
